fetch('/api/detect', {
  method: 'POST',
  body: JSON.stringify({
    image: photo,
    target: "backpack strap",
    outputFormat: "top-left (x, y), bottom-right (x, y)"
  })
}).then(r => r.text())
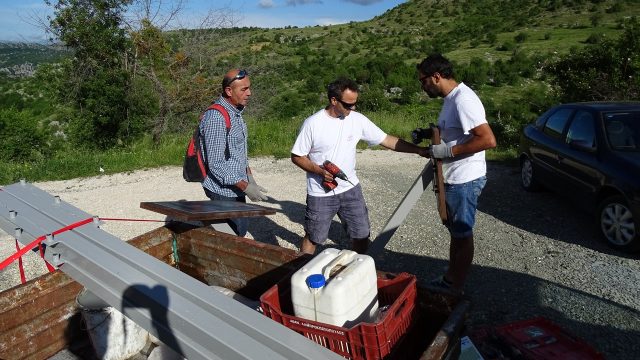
top-left (201, 103), bottom-right (232, 162)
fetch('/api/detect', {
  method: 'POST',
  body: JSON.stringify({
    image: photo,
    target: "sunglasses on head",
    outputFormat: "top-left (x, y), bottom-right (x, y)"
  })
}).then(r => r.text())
top-left (227, 69), bottom-right (248, 86)
top-left (337, 98), bottom-right (356, 110)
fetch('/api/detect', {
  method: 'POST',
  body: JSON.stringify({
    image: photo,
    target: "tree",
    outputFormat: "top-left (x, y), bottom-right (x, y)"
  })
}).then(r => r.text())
top-left (45, 0), bottom-right (234, 144)
top-left (47, 0), bottom-right (137, 148)
top-left (127, 3), bottom-right (241, 138)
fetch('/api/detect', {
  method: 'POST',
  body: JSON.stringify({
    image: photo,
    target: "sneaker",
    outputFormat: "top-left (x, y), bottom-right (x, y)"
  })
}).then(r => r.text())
top-left (430, 275), bottom-right (453, 289)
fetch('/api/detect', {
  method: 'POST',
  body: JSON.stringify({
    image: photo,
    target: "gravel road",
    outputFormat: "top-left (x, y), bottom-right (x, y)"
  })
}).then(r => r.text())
top-left (1, 149), bottom-right (638, 359)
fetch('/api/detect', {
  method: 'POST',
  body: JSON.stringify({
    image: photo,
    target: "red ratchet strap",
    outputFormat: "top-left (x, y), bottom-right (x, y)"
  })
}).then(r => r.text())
top-left (0, 217), bottom-right (94, 273)
top-left (99, 218), bottom-right (167, 223)
top-left (1, 217), bottom-right (167, 274)
top-left (40, 242), bottom-right (56, 272)
top-left (14, 239), bottom-right (26, 283)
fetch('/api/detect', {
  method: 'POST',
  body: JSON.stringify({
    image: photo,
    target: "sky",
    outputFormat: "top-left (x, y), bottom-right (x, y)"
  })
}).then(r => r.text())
top-left (0, 0), bottom-right (406, 43)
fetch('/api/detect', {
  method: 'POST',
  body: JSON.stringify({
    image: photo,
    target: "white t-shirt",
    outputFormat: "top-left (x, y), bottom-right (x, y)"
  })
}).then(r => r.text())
top-left (438, 82), bottom-right (488, 184)
top-left (291, 109), bottom-right (387, 196)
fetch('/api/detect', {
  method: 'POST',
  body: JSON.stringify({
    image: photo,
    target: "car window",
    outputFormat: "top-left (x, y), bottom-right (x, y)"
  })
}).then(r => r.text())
top-left (604, 111), bottom-right (639, 151)
top-left (566, 110), bottom-right (596, 149)
top-left (543, 108), bottom-right (573, 139)
top-left (535, 108), bottom-right (555, 128)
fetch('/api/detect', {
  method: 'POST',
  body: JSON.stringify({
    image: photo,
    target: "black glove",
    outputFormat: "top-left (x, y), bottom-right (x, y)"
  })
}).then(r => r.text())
top-left (411, 127), bottom-right (433, 144)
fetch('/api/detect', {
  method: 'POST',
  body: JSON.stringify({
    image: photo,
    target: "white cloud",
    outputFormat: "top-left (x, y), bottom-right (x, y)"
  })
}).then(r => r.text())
top-left (286, 0), bottom-right (323, 6)
top-left (343, 0), bottom-right (383, 5)
top-left (315, 17), bottom-right (348, 26)
top-left (258, 0), bottom-right (275, 9)
top-left (240, 13), bottom-right (308, 28)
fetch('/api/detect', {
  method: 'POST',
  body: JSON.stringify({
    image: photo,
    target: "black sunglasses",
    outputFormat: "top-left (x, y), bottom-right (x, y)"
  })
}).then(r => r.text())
top-left (419, 72), bottom-right (438, 83)
top-left (337, 98), bottom-right (356, 110)
top-left (226, 69), bottom-right (248, 86)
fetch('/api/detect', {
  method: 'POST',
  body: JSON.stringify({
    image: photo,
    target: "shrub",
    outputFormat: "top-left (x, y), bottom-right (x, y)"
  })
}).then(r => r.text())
top-left (585, 33), bottom-right (603, 44)
top-left (0, 108), bottom-right (51, 162)
top-left (358, 86), bottom-right (391, 112)
top-left (497, 41), bottom-right (516, 51)
top-left (458, 57), bottom-right (490, 87)
top-left (514, 32), bottom-right (528, 43)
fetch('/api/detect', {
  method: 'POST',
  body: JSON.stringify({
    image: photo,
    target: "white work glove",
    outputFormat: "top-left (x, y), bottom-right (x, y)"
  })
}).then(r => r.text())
top-left (248, 174), bottom-right (267, 193)
top-left (429, 143), bottom-right (454, 159)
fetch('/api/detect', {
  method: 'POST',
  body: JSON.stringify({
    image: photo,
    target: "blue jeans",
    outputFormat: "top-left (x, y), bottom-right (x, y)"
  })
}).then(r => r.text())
top-left (203, 188), bottom-right (248, 237)
top-left (444, 176), bottom-right (486, 238)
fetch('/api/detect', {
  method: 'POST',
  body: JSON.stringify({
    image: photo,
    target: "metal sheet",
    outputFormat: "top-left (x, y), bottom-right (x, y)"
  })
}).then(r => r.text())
top-left (369, 161), bottom-right (435, 256)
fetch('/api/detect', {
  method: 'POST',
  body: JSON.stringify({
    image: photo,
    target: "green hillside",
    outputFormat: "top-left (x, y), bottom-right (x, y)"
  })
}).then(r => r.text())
top-left (0, 42), bottom-right (69, 68)
top-left (160, 0), bottom-right (638, 145)
top-left (163, 0), bottom-right (637, 110)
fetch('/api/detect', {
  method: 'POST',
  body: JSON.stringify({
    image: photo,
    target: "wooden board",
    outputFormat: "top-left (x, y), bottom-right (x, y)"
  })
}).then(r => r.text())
top-left (140, 200), bottom-right (277, 221)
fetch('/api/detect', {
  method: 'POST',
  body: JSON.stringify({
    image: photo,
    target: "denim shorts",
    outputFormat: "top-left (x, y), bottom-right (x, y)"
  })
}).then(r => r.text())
top-left (305, 184), bottom-right (370, 244)
top-left (444, 176), bottom-right (487, 238)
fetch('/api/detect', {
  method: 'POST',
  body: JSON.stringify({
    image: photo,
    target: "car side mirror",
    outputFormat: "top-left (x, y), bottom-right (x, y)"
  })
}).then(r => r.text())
top-left (569, 139), bottom-right (596, 153)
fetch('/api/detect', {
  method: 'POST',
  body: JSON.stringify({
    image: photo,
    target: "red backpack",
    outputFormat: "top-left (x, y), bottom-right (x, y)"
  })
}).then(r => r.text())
top-left (183, 104), bottom-right (231, 182)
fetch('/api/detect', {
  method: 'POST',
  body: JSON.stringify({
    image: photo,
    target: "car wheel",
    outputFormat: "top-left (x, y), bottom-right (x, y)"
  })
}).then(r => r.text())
top-left (598, 195), bottom-right (639, 252)
top-left (520, 157), bottom-right (540, 191)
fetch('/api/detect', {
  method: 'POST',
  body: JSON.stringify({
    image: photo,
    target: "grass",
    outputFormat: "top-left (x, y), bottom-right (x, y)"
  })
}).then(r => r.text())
top-left (0, 135), bottom-right (186, 185)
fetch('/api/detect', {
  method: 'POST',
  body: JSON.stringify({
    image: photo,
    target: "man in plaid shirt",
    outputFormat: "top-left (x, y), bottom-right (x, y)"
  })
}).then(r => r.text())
top-left (200, 69), bottom-right (267, 236)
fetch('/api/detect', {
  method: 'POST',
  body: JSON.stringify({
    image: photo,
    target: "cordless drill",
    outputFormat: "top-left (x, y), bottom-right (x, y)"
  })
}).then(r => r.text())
top-left (322, 160), bottom-right (354, 191)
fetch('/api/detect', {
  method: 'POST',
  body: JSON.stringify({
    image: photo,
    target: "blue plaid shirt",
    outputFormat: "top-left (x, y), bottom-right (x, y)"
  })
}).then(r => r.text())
top-left (200, 97), bottom-right (249, 197)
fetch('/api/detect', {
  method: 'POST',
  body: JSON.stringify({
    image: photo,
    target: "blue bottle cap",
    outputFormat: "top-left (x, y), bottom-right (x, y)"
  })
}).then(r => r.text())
top-left (306, 274), bottom-right (326, 289)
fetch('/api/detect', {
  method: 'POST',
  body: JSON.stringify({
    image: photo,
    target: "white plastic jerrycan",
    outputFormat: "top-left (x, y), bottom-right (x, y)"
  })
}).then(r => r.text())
top-left (291, 248), bottom-right (378, 328)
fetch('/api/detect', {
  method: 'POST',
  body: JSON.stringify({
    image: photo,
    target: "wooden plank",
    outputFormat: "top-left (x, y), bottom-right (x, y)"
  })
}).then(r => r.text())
top-left (140, 200), bottom-right (277, 221)
top-left (431, 126), bottom-right (448, 224)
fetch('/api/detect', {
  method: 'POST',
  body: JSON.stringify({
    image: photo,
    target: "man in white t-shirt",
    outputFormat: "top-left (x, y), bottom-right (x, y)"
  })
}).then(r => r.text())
top-left (291, 78), bottom-right (429, 255)
top-left (417, 54), bottom-right (496, 294)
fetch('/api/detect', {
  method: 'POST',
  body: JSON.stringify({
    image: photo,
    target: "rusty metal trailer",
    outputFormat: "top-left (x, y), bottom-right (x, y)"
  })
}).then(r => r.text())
top-left (0, 223), bottom-right (468, 359)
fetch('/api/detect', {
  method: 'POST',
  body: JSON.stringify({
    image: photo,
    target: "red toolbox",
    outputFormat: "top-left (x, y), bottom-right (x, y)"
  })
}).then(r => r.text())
top-left (260, 272), bottom-right (418, 360)
top-left (473, 316), bottom-right (605, 360)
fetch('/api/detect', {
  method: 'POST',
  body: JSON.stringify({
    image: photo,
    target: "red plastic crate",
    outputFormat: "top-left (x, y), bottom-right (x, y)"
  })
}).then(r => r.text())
top-left (260, 272), bottom-right (418, 360)
top-left (493, 317), bottom-right (605, 360)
